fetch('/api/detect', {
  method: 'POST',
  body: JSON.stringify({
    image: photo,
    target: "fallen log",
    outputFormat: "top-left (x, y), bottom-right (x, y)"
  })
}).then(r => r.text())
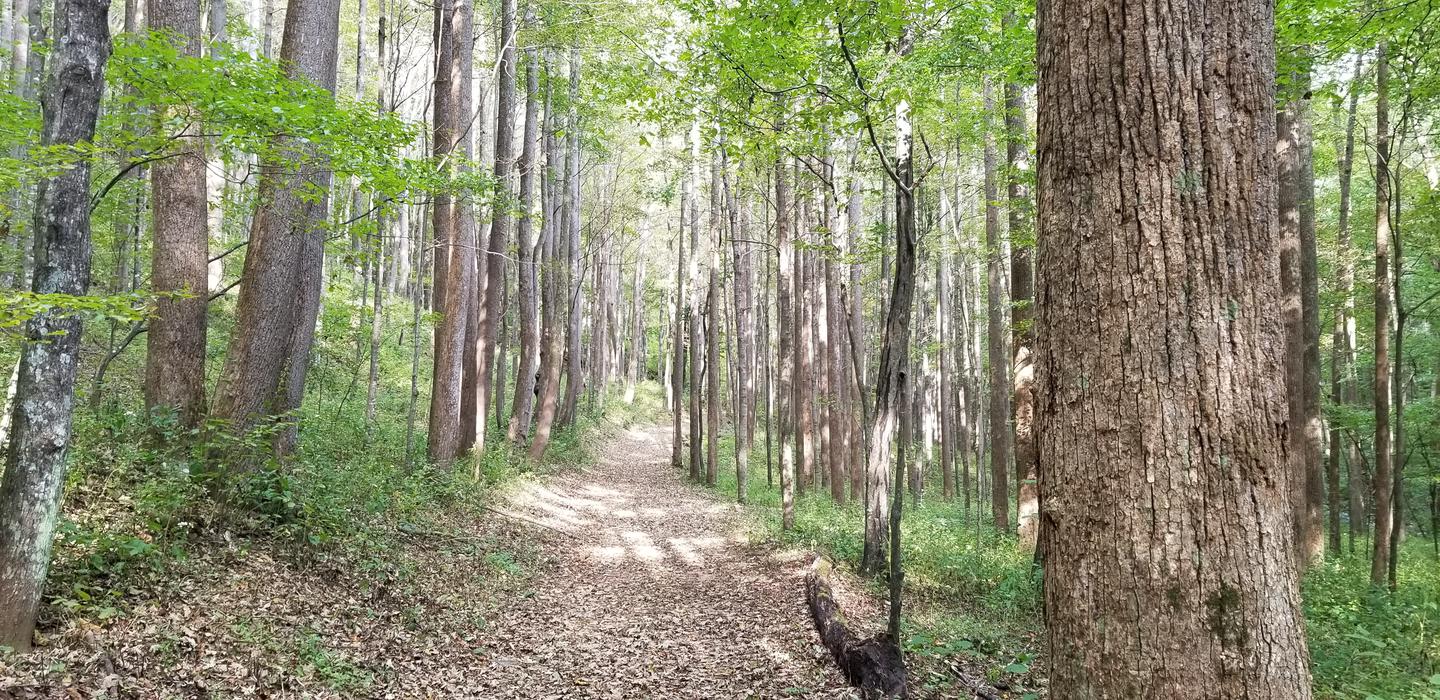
top-left (805, 556), bottom-right (908, 698)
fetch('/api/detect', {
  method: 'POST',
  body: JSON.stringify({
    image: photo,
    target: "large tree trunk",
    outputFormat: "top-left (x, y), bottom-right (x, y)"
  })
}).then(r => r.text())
top-left (983, 82), bottom-right (1010, 532)
top-left (507, 42), bottom-right (541, 444)
top-left (1034, 0), bottom-right (1313, 691)
top-left (212, 0), bottom-right (341, 450)
top-left (143, 0), bottom-right (208, 429)
top-left (1371, 41), bottom-right (1393, 589)
top-left (424, 0), bottom-right (473, 466)
top-left (0, 0), bottom-right (109, 649)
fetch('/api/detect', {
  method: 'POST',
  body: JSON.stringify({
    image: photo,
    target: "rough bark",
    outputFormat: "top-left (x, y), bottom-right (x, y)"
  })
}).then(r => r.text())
top-left (672, 197), bottom-right (687, 469)
top-left (0, 0), bottom-right (109, 649)
top-left (1034, 0), bottom-right (1314, 691)
top-left (528, 55), bottom-right (564, 461)
top-left (144, 0), bottom-right (208, 429)
top-left (686, 121), bottom-right (704, 481)
top-left (211, 0), bottom-right (341, 451)
top-left (557, 48), bottom-right (583, 427)
top-left (805, 557), bottom-right (907, 698)
top-left (424, 0), bottom-right (472, 467)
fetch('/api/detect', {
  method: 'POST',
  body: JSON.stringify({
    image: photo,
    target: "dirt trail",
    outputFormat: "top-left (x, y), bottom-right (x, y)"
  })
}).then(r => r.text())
top-left (479, 424), bottom-right (855, 699)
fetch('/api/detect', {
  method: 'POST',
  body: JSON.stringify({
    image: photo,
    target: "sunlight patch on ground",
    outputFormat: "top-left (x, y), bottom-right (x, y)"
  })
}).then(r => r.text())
top-left (621, 530), bottom-right (666, 561)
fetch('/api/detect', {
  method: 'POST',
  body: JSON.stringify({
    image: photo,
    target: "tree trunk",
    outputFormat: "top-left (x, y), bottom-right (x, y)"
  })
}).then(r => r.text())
top-left (424, 0), bottom-right (473, 467)
top-left (1371, 41), bottom-right (1393, 589)
top-left (1278, 70), bottom-right (1324, 566)
top-left (775, 146), bottom-right (796, 530)
top-left (983, 82), bottom-right (1010, 532)
top-left (507, 43), bottom-right (540, 444)
top-left (528, 53), bottom-right (564, 461)
top-left (0, 0), bottom-right (109, 649)
top-left (860, 87), bottom-right (916, 579)
top-left (212, 0), bottom-right (342, 452)
top-left (1004, 58), bottom-right (1037, 547)
top-left (557, 48), bottom-right (583, 427)
top-left (1035, 0), bottom-right (1314, 691)
top-left (1333, 59), bottom-right (1363, 555)
top-left (144, 0), bottom-right (208, 429)
top-left (672, 197), bottom-right (687, 468)
top-left (473, 0), bottom-right (514, 456)
top-left (687, 121), bottom-right (704, 480)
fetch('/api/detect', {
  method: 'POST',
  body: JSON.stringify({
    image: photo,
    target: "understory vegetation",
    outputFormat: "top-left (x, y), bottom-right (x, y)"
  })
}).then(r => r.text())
top-left (700, 433), bottom-right (1440, 699)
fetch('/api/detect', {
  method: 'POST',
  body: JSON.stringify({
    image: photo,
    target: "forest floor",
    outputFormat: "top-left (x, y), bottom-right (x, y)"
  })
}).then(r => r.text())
top-left (475, 422), bottom-right (862, 699)
top-left (0, 421), bottom-right (870, 699)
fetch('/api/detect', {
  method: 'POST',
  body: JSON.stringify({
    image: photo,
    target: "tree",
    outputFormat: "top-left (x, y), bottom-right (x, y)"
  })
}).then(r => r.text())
top-left (211, 0), bottom-right (343, 452)
top-left (983, 81), bottom-right (1010, 533)
top-left (1004, 48), bottom-right (1037, 547)
top-left (425, 0), bottom-right (475, 467)
top-left (1371, 41), bottom-right (1393, 589)
top-left (507, 39), bottom-right (541, 444)
top-left (144, 0), bottom-right (209, 429)
top-left (0, 0), bottom-right (112, 649)
top-left (1034, 0), bottom-right (1314, 690)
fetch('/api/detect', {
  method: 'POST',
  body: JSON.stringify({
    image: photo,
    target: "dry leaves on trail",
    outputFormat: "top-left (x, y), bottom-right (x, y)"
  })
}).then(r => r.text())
top-left (477, 424), bottom-right (860, 700)
top-left (0, 424), bottom-right (869, 699)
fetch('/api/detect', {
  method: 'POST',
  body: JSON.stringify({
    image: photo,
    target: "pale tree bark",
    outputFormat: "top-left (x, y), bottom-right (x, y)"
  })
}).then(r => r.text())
top-left (775, 145), bottom-right (796, 529)
top-left (794, 196), bottom-right (814, 492)
top-left (705, 157), bottom-right (720, 487)
top-left (983, 81), bottom-right (1010, 532)
top-left (1035, 0), bottom-right (1313, 690)
top-left (625, 254), bottom-right (645, 403)
top-left (937, 252), bottom-right (955, 502)
top-left (144, 0), bottom-right (209, 429)
top-left (725, 158), bottom-right (752, 502)
top-left (1004, 60), bottom-right (1037, 547)
top-left (212, 0), bottom-right (342, 453)
top-left (1371, 41), bottom-right (1393, 589)
top-left (860, 82), bottom-right (916, 578)
top-left (507, 41), bottom-right (540, 444)
top-left (825, 182), bottom-right (847, 505)
top-left (0, 0), bottom-right (110, 648)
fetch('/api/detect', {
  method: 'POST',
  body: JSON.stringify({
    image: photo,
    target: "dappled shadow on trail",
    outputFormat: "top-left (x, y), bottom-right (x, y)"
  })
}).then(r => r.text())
top-left (476, 424), bottom-right (854, 699)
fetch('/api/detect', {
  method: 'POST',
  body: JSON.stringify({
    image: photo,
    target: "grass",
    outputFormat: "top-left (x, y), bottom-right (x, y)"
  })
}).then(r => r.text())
top-left (693, 425), bottom-right (1440, 699)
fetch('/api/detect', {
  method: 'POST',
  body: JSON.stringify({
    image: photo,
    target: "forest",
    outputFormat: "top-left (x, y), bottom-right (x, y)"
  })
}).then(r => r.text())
top-left (0, 0), bottom-right (1436, 693)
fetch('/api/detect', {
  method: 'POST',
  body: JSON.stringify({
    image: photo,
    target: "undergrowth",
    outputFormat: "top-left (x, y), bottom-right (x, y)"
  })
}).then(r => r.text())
top-left (695, 426), bottom-right (1440, 699)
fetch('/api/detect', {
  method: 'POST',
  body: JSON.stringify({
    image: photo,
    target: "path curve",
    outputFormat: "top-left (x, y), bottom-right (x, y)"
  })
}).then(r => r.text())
top-left (479, 423), bottom-right (855, 699)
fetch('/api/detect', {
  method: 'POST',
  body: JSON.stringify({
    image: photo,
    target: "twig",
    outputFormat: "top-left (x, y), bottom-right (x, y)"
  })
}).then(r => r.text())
top-left (481, 505), bottom-right (579, 539)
